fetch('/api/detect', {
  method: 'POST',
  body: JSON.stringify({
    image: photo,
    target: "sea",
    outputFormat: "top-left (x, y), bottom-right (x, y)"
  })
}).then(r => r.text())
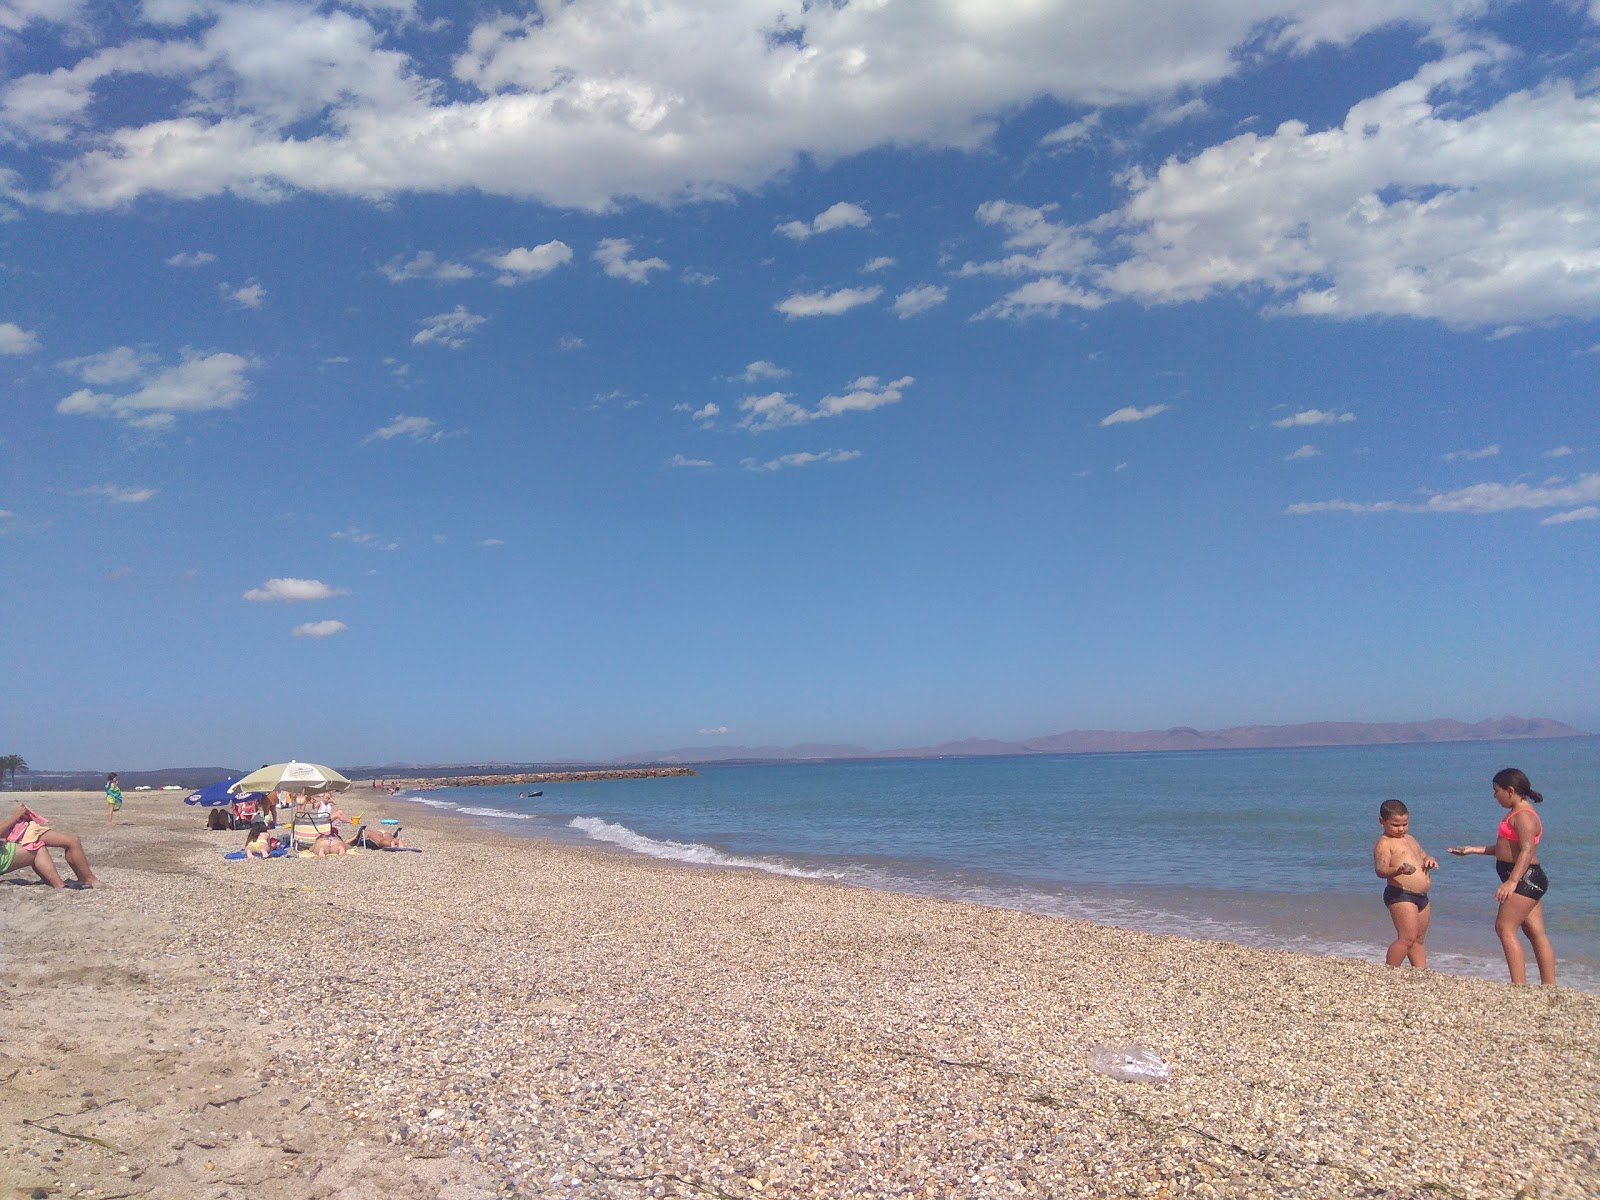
top-left (399, 736), bottom-right (1600, 994)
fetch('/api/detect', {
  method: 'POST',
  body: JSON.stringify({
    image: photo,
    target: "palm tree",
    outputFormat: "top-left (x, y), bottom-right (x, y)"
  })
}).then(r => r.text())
top-left (10, 756), bottom-right (26, 789)
top-left (0, 755), bottom-right (17, 789)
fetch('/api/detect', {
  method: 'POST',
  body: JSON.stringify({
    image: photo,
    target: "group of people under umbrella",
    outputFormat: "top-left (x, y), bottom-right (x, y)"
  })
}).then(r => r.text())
top-left (186, 761), bottom-right (411, 856)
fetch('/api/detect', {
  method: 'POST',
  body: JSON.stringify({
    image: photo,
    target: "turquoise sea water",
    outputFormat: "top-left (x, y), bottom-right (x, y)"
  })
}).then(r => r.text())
top-left (403, 737), bottom-right (1599, 993)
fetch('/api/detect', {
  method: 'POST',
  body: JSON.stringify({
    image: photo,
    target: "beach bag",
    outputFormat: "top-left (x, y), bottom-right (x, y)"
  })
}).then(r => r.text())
top-left (4, 807), bottom-right (50, 852)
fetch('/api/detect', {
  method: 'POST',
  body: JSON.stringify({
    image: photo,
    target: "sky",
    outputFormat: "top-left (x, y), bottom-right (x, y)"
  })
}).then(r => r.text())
top-left (2, 0), bottom-right (1598, 771)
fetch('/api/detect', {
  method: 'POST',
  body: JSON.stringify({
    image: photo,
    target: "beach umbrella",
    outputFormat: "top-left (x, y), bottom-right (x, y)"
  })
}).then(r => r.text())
top-left (184, 778), bottom-right (265, 808)
top-left (228, 761), bottom-right (351, 795)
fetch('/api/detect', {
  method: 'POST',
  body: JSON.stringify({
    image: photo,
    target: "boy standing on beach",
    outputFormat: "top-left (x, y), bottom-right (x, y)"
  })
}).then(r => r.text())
top-left (1374, 799), bottom-right (1437, 969)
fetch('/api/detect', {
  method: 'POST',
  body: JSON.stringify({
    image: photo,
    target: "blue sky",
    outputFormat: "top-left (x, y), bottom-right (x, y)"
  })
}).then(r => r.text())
top-left (2, 0), bottom-right (1597, 770)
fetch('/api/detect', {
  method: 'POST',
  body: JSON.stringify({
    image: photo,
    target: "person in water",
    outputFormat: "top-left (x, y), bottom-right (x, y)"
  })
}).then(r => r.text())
top-left (1449, 768), bottom-right (1556, 986)
top-left (1373, 799), bottom-right (1437, 969)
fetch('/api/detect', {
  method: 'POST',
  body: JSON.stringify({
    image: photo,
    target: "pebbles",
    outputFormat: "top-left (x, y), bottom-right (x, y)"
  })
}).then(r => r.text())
top-left (14, 790), bottom-right (1600, 1199)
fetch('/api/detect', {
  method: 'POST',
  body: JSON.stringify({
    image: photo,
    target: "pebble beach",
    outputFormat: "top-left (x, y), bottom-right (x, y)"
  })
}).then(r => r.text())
top-left (2, 789), bottom-right (1598, 1199)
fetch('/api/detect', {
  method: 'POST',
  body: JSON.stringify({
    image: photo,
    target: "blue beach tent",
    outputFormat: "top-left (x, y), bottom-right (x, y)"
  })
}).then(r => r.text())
top-left (184, 778), bottom-right (265, 808)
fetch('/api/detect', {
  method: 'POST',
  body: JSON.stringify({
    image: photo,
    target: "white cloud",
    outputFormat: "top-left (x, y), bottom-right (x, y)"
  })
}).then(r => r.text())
top-left (332, 526), bottom-right (398, 550)
top-left (1443, 444), bottom-right (1500, 462)
top-left (56, 346), bottom-right (257, 429)
top-left (220, 278), bottom-right (265, 308)
top-left (1272, 408), bottom-right (1355, 429)
top-left (487, 240), bottom-right (573, 285)
top-left (690, 402), bottom-right (718, 424)
top-left (1100, 403), bottom-right (1168, 427)
top-left (739, 375), bottom-right (913, 432)
top-left (413, 305), bottom-right (486, 348)
top-left (292, 619), bottom-right (348, 638)
top-left (165, 250), bottom-right (216, 267)
top-left (668, 453), bottom-right (714, 468)
top-left (0, 322), bottom-right (40, 354)
top-left (775, 286), bottom-right (882, 318)
top-left (736, 360), bottom-right (788, 383)
top-left (1064, 52), bottom-right (1600, 326)
top-left (698, 725), bottom-right (731, 735)
top-left (380, 251), bottom-right (475, 283)
top-left (741, 448), bottom-right (862, 472)
top-left (1285, 444), bottom-right (1321, 460)
top-left (976, 277), bottom-right (1105, 320)
top-left (84, 484), bottom-right (156, 503)
top-left (963, 201), bottom-right (1096, 279)
top-left (1040, 113), bottom-right (1100, 147)
top-left (594, 238), bottom-right (667, 283)
top-left (1289, 473), bottom-right (1600, 516)
top-left (1541, 506), bottom-right (1599, 525)
top-left (776, 201), bottom-right (870, 240)
top-left (681, 269), bottom-right (717, 286)
top-left (893, 284), bottom-right (947, 318)
top-left (481, 538), bottom-right (504, 547)
top-left (559, 335), bottom-right (586, 351)
top-left (243, 577), bottom-right (350, 602)
top-left (863, 256), bottom-right (897, 273)
top-left (0, 1), bottom-right (1546, 231)
top-left (1544, 445), bottom-right (1575, 458)
top-left (365, 413), bottom-right (453, 443)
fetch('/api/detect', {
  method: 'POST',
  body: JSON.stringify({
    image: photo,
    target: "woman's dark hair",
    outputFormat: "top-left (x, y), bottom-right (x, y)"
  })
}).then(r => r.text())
top-left (1493, 767), bottom-right (1543, 804)
top-left (245, 820), bottom-right (269, 847)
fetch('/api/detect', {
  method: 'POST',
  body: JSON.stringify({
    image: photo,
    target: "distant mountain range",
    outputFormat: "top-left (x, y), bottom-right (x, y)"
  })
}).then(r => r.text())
top-left (611, 716), bottom-right (1590, 765)
top-left (12, 717), bottom-right (1588, 789)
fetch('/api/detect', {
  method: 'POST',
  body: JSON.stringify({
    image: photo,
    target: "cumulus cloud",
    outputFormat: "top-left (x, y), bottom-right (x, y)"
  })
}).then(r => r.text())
top-left (84, 484), bottom-right (156, 503)
top-left (365, 413), bottom-right (455, 443)
top-left (863, 256), bottom-right (897, 273)
top-left (1272, 409), bottom-right (1355, 428)
top-left (594, 238), bottom-right (667, 283)
top-left (775, 286), bottom-right (882, 318)
top-left (776, 201), bottom-right (870, 240)
top-left (1288, 473), bottom-right (1600, 517)
top-left (487, 240), bottom-right (573, 285)
top-left (1444, 444), bottom-right (1500, 462)
top-left (976, 277), bottom-right (1105, 319)
top-left (243, 577), bottom-right (350, 602)
top-left (735, 360), bottom-right (788, 383)
top-left (332, 526), bottom-right (398, 550)
top-left (0, 322), bottom-right (40, 354)
top-left (165, 250), bottom-right (216, 267)
top-left (0, 0), bottom-right (1510, 217)
top-left (668, 453), bottom-right (714, 468)
top-left (969, 51), bottom-right (1600, 327)
top-left (893, 284), bottom-right (948, 318)
top-left (380, 250), bottom-right (475, 283)
top-left (292, 619), bottom-right (348, 638)
top-left (1544, 445), bottom-right (1575, 458)
top-left (699, 726), bottom-right (731, 735)
top-left (1100, 403), bottom-right (1168, 427)
top-left (1542, 505), bottom-right (1598, 525)
top-left (738, 375), bottom-right (913, 432)
top-left (1285, 444), bottom-right (1321, 460)
top-left (220, 278), bottom-right (265, 308)
top-left (481, 538), bottom-right (504, 547)
top-left (412, 305), bottom-right (486, 348)
top-left (741, 448), bottom-right (862, 472)
top-left (55, 346), bottom-right (257, 430)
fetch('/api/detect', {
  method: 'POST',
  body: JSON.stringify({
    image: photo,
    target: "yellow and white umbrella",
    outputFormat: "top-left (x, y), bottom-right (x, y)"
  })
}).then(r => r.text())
top-left (228, 761), bottom-right (352, 795)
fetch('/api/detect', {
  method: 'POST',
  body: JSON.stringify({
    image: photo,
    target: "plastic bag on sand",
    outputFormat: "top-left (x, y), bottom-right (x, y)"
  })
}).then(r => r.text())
top-left (1088, 1044), bottom-right (1170, 1082)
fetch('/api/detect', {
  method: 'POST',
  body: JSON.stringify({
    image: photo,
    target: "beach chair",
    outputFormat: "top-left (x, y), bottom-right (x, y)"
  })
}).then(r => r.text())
top-left (286, 811), bottom-right (334, 850)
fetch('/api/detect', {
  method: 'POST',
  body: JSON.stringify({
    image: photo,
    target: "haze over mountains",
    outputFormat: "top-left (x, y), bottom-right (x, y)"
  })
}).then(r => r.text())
top-left (611, 716), bottom-right (1586, 765)
top-left (17, 717), bottom-right (1588, 789)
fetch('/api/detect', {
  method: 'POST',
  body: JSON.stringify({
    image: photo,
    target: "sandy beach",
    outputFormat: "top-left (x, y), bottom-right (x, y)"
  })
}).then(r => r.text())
top-left (2, 789), bottom-right (1597, 1200)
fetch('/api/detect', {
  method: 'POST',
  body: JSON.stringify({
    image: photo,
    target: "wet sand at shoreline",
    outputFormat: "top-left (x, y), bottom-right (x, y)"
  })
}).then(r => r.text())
top-left (2, 789), bottom-right (1597, 1198)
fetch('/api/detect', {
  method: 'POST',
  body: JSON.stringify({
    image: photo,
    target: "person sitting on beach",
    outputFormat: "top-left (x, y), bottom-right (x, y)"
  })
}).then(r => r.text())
top-left (1, 803), bottom-right (103, 888)
top-left (1373, 799), bottom-right (1436, 969)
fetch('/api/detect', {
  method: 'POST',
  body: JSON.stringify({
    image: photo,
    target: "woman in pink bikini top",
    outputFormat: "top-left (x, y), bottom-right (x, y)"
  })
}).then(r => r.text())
top-left (1448, 767), bottom-right (1555, 986)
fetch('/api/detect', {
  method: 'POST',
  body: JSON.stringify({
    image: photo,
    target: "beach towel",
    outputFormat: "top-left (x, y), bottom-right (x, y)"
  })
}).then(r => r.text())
top-left (4, 807), bottom-right (49, 852)
top-left (223, 847), bottom-right (290, 860)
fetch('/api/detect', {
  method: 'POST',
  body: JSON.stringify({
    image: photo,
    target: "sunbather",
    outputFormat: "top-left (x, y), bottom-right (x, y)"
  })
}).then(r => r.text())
top-left (243, 821), bottom-right (275, 858)
top-left (2, 803), bottom-right (103, 888)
